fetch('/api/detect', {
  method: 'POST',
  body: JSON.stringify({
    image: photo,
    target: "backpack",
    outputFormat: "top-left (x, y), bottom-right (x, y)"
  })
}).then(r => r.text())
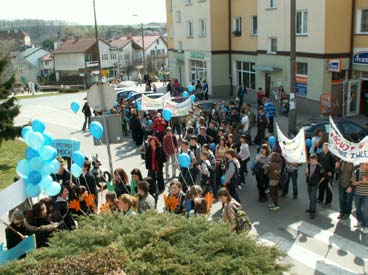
top-left (232, 205), bottom-right (252, 234)
top-left (202, 161), bottom-right (214, 185)
top-left (228, 161), bottom-right (241, 188)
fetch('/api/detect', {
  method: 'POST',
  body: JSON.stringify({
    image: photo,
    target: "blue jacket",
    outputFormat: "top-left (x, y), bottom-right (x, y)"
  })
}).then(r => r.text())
top-left (264, 102), bottom-right (276, 118)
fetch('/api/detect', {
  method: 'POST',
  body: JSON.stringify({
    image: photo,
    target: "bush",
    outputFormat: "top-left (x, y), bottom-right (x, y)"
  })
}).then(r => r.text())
top-left (59, 88), bottom-right (80, 93)
top-left (0, 212), bottom-right (289, 275)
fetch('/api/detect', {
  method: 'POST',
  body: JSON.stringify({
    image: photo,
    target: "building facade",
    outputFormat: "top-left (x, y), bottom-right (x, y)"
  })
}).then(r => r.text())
top-left (166, 0), bottom-right (368, 117)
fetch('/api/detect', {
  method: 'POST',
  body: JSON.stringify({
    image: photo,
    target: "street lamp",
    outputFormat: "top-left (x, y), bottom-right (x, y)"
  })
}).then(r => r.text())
top-left (132, 14), bottom-right (146, 77)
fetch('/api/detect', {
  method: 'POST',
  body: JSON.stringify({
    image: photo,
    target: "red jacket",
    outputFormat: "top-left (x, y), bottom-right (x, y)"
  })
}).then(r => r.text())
top-left (163, 134), bottom-right (178, 155)
top-left (153, 117), bottom-right (167, 133)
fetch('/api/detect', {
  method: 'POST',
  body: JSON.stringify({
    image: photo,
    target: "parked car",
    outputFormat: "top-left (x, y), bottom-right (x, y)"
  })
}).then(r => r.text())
top-left (116, 81), bottom-right (137, 89)
top-left (195, 100), bottom-right (223, 117)
top-left (294, 117), bottom-right (368, 141)
top-left (116, 90), bottom-right (137, 101)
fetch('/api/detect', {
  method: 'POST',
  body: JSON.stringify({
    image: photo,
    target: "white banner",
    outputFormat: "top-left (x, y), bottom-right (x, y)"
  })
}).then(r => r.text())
top-left (328, 117), bottom-right (368, 164)
top-left (276, 124), bottom-right (307, 163)
top-left (163, 97), bottom-right (192, 117)
top-left (141, 92), bottom-right (171, 111)
top-left (0, 179), bottom-right (27, 217)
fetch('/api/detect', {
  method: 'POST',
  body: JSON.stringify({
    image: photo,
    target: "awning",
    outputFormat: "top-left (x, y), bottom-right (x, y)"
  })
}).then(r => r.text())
top-left (254, 65), bottom-right (282, 72)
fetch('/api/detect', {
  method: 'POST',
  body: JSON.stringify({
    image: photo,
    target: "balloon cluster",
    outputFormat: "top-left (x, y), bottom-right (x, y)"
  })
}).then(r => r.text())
top-left (17, 119), bottom-right (61, 197)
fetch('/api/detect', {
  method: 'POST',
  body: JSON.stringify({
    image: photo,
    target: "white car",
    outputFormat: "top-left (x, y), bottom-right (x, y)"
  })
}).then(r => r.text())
top-left (116, 81), bottom-right (137, 89)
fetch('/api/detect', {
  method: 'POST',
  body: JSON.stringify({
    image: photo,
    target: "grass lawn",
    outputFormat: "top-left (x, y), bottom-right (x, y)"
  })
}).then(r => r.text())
top-left (0, 139), bottom-right (27, 190)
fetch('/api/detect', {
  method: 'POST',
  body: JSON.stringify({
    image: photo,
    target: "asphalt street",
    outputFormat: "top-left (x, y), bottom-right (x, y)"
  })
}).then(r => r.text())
top-left (1, 91), bottom-right (367, 275)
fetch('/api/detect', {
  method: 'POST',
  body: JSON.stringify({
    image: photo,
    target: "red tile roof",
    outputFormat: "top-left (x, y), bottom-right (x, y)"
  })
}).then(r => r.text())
top-left (119, 35), bottom-right (166, 50)
top-left (110, 38), bottom-right (130, 48)
top-left (40, 53), bottom-right (53, 61)
top-left (0, 30), bottom-right (28, 41)
top-left (53, 38), bottom-right (97, 54)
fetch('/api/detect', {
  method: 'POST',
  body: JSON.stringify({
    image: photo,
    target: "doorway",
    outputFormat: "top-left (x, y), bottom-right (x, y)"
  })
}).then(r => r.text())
top-left (361, 80), bottom-right (368, 116)
top-left (265, 73), bottom-right (271, 97)
top-left (344, 80), bottom-right (361, 117)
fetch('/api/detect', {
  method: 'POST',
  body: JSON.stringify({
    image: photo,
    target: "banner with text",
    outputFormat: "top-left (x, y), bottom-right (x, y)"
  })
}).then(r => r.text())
top-left (163, 97), bottom-right (192, 117)
top-left (276, 124), bottom-right (307, 163)
top-left (328, 117), bottom-right (368, 164)
top-left (0, 179), bottom-right (27, 217)
top-left (52, 139), bottom-right (81, 158)
top-left (0, 235), bottom-right (36, 265)
top-left (141, 92), bottom-right (171, 111)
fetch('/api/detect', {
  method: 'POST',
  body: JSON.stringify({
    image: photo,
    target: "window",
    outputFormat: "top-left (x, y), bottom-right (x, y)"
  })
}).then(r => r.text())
top-left (157, 49), bottom-right (161, 55)
top-left (176, 11), bottom-right (181, 23)
top-left (185, 0), bottom-right (192, 5)
top-left (178, 41), bottom-right (183, 52)
top-left (357, 9), bottom-right (368, 33)
top-left (102, 54), bottom-right (108, 60)
top-left (85, 54), bottom-right (93, 62)
top-left (162, 49), bottom-right (165, 54)
top-left (235, 61), bottom-right (256, 89)
top-left (187, 21), bottom-right (194, 37)
top-left (110, 53), bottom-right (117, 60)
top-left (251, 16), bottom-right (258, 35)
top-left (190, 60), bottom-right (207, 82)
top-left (296, 10), bottom-right (308, 35)
top-left (232, 17), bottom-right (242, 36)
top-left (169, 0), bottom-right (173, 12)
top-left (44, 61), bottom-right (49, 66)
top-left (268, 0), bottom-right (277, 8)
top-left (199, 18), bottom-right (206, 37)
top-left (150, 50), bottom-right (155, 55)
top-left (296, 62), bottom-right (308, 75)
top-left (270, 38), bottom-right (277, 53)
top-left (124, 54), bottom-right (130, 60)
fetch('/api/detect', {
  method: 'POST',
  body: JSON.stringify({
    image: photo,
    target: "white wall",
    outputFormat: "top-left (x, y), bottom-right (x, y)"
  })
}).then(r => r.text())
top-left (99, 41), bottom-right (115, 69)
top-left (145, 37), bottom-right (168, 57)
top-left (54, 53), bottom-right (84, 71)
top-left (258, 0), bottom-right (326, 53)
top-left (172, 0), bottom-right (211, 52)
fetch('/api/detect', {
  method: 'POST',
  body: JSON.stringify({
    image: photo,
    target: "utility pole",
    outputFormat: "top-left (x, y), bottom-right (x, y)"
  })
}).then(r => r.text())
top-left (93, 0), bottom-right (113, 176)
top-left (141, 22), bottom-right (146, 76)
top-left (288, 0), bottom-right (297, 137)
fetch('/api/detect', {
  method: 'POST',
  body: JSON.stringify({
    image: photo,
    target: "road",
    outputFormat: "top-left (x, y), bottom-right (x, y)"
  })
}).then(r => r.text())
top-left (2, 92), bottom-right (368, 275)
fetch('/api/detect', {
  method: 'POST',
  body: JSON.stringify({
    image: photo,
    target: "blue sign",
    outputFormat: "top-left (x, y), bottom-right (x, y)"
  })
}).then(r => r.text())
top-left (328, 59), bottom-right (341, 72)
top-left (353, 51), bottom-right (368, 65)
top-left (296, 76), bottom-right (308, 97)
top-left (52, 139), bottom-right (81, 157)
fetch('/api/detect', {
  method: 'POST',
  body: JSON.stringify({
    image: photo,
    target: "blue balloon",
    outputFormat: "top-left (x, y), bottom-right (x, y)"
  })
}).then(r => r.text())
top-left (190, 95), bottom-right (196, 102)
top-left (27, 132), bottom-right (44, 151)
top-left (71, 163), bottom-right (82, 177)
top-left (162, 109), bottom-right (173, 121)
top-left (40, 146), bottom-right (57, 162)
top-left (178, 153), bottom-right (191, 168)
top-left (188, 85), bottom-right (194, 93)
top-left (28, 170), bottom-right (42, 185)
top-left (49, 159), bottom-right (61, 174)
top-left (268, 136), bottom-right (276, 147)
top-left (182, 91), bottom-right (189, 99)
top-left (306, 138), bottom-right (312, 148)
top-left (137, 101), bottom-right (141, 112)
top-left (44, 181), bottom-right (61, 196)
top-left (125, 117), bottom-right (129, 122)
top-left (29, 156), bottom-right (45, 170)
top-left (114, 101), bottom-right (119, 107)
top-left (90, 121), bottom-right (104, 139)
top-left (221, 176), bottom-right (225, 185)
top-left (39, 175), bottom-right (52, 189)
top-left (125, 109), bottom-right (129, 114)
top-left (128, 92), bottom-right (134, 99)
top-left (70, 101), bottom-right (80, 113)
top-left (42, 132), bottom-right (54, 146)
top-left (21, 126), bottom-right (32, 139)
top-left (32, 119), bottom-right (46, 133)
top-left (72, 151), bottom-right (85, 168)
top-left (26, 184), bottom-right (41, 197)
top-left (16, 159), bottom-right (30, 179)
top-left (25, 147), bottom-right (40, 160)
top-left (148, 119), bottom-right (153, 126)
top-left (210, 143), bottom-right (216, 151)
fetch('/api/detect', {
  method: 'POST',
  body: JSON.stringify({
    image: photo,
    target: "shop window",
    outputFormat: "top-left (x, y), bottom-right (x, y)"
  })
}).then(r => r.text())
top-left (235, 61), bottom-right (256, 90)
top-left (296, 62), bottom-right (308, 75)
top-left (190, 60), bottom-right (207, 82)
top-left (232, 17), bottom-right (242, 36)
top-left (296, 10), bottom-right (308, 35)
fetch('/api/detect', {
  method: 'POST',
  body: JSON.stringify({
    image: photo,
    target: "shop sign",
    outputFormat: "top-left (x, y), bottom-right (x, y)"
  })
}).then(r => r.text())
top-left (190, 52), bottom-right (205, 60)
top-left (353, 49), bottom-right (368, 65)
top-left (296, 75), bottom-right (308, 96)
top-left (320, 93), bottom-right (331, 115)
top-left (328, 59), bottom-right (341, 72)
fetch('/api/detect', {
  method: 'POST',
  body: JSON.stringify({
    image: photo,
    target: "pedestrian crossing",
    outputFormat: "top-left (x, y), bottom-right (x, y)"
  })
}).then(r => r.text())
top-left (257, 209), bottom-right (368, 275)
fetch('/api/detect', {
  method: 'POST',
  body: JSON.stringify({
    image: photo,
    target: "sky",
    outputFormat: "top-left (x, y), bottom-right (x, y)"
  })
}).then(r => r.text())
top-left (0, 0), bottom-right (167, 25)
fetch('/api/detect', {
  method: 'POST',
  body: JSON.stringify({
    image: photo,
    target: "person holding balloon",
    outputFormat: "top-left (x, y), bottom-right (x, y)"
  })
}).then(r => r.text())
top-left (81, 101), bottom-right (92, 132)
top-left (51, 157), bottom-right (79, 201)
top-left (178, 140), bottom-right (197, 192)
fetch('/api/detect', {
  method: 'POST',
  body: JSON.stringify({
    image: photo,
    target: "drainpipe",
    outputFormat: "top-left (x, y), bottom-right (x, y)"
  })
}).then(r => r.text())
top-left (348, 0), bottom-right (356, 79)
top-left (228, 0), bottom-right (233, 96)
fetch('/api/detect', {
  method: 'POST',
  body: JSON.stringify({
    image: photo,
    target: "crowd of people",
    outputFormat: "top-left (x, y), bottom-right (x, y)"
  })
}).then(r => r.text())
top-left (5, 82), bottom-right (368, 260)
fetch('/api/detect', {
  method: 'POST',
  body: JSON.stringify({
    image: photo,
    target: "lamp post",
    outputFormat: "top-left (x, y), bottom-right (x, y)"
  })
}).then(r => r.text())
top-left (133, 14), bottom-right (146, 76)
top-left (288, 0), bottom-right (297, 137)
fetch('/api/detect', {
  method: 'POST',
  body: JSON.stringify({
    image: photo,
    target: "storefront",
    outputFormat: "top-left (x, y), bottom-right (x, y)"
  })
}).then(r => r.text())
top-left (186, 51), bottom-right (209, 84)
top-left (350, 48), bottom-right (368, 117)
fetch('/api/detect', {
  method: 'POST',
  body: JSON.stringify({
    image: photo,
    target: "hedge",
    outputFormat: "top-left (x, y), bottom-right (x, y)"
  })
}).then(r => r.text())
top-left (0, 212), bottom-right (289, 275)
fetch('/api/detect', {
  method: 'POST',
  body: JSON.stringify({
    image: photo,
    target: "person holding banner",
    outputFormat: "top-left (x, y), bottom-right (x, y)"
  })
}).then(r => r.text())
top-left (6, 210), bottom-right (29, 255)
top-left (317, 143), bottom-right (336, 207)
top-left (336, 160), bottom-right (354, 220)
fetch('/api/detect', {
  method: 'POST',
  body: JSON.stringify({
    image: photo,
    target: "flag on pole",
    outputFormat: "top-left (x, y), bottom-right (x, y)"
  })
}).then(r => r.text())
top-left (276, 124), bottom-right (307, 163)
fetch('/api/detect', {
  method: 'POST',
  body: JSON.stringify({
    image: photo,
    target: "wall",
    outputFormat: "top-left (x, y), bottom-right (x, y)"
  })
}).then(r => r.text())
top-left (211, 54), bottom-right (230, 97)
top-left (210, 0), bottom-right (229, 51)
top-left (231, 0), bottom-right (257, 52)
top-left (54, 53), bottom-right (85, 71)
top-left (165, 0), bottom-right (174, 49)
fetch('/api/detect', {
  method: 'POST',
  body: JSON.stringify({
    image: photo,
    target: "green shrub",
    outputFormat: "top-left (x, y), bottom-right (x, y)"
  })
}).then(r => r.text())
top-left (0, 212), bottom-right (289, 275)
top-left (59, 88), bottom-right (80, 93)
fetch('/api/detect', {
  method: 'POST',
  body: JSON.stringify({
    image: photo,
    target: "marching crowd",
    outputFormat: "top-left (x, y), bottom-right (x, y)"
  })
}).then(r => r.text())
top-left (5, 84), bottom-right (368, 259)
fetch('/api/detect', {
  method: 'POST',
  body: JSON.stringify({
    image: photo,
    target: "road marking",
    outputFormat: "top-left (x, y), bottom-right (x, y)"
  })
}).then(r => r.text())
top-left (288, 220), bottom-right (368, 260)
top-left (260, 232), bottom-right (358, 275)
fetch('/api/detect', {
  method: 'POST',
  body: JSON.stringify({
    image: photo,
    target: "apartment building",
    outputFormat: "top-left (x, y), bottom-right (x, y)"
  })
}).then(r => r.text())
top-left (166, 0), bottom-right (368, 117)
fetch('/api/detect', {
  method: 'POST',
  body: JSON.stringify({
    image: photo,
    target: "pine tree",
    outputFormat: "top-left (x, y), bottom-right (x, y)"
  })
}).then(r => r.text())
top-left (0, 43), bottom-right (21, 143)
